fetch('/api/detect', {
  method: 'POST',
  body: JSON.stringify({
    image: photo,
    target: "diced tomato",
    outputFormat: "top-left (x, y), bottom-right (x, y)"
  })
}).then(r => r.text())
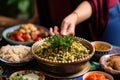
top-left (10, 35), bottom-right (16, 41)
top-left (16, 36), bottom-right (24, 42)
top-left (35, 36), bottom-right (42, 41)
top-left (22, 33), bottom-right (31, 41)
top-left (15, 32), bottom-right (24, 42)
top-left (31, 31), bottom-right (38, 40)
top-left (15, 31), bottom-right (23, 37)
top-left (38, 34), bottom-right (45, 38)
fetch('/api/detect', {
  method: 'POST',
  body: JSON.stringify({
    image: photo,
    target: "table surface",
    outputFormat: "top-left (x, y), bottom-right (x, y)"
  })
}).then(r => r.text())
top-left (0, 37), bottom-right (120, 80)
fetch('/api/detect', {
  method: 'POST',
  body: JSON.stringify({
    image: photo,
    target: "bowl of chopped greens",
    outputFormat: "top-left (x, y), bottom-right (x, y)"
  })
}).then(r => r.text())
top-left (32, 35), bottom-right (95, 76)
top-left (9, 70), bottom-right (45, 80)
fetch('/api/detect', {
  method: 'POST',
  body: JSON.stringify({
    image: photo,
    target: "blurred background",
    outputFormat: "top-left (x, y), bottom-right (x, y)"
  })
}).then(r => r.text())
top-left (0, 0), bottom-right (91, 40)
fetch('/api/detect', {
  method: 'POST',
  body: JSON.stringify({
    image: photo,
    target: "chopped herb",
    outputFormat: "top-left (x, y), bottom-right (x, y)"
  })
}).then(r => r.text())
top-left (49, 35), bottom-right (74, 50)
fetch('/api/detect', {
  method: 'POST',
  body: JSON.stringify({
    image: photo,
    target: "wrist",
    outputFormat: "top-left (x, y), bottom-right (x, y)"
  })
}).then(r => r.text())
top-left (72, 11), bottom-right (80, 24)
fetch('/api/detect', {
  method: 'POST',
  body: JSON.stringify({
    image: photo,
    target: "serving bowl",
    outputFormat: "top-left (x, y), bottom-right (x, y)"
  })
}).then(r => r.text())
top-left (32, 36), bottom-right (95, 76)
top-left (0, 45), bottom-right (33, 66)
top-left (83, 71), bottom-right (114, 80)
top-left (91, 41), bottom-right (112, 59)
top-left (9, 70), bottom-right (45, 80)
top-left (100, 53), bottom-right (120, 75)
top-left (2, 23), bottom-right (48, 46)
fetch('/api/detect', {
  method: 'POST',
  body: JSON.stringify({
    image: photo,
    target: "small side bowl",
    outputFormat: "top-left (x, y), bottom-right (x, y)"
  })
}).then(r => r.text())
top-left (83, 71), bottom-right (114, 80)
top-left (100, 53), bottom-right (120, 75)
top-left (9, 70), bottom-right (45, 80)
top-left (91, 41), bottom-right (112, 59)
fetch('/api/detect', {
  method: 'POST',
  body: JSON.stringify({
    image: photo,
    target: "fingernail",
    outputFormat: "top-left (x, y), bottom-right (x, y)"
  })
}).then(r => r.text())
top-left (62, 32), bottom-right (66, 35)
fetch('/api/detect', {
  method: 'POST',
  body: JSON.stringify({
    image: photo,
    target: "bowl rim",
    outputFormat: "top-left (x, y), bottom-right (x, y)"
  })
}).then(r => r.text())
top-left (91, 41), bottom-right (112, 51)
top-left (0, 57), bottom-right (33, 64)
top-left (82, 71), bottom-right (114, 80)
top-left (32, 37), bottom-right (95, 64)
top-left (2, 24), bottom-right (48, 45)
top-left (9, 70), bottom-right (45, 80)
top-left (100, 53), bottom-right (120, 74)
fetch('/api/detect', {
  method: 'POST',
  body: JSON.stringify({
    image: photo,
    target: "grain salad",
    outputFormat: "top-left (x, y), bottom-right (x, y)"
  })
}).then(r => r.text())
top-left (35, 35), bottom-right (90, 61)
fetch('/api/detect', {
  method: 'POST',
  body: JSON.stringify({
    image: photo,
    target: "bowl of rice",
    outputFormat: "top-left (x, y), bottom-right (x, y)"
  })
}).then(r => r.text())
top-left (32, 35), bottom-right (95, 76)
top-left (0, 45), bottom-right (33, 66)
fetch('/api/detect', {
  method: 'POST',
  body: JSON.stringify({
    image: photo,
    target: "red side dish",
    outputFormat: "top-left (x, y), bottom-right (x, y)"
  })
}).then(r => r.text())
top-left (85, 72), bottom-right (109, 80)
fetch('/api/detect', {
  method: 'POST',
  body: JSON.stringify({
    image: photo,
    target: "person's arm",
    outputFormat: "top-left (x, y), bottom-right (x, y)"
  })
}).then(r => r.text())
top-left (72, 1), bottom-right (92, 24)
top-left (49, 1), bottom-right (92, 36)
top-left (60, 1), bottom-right (92, 36)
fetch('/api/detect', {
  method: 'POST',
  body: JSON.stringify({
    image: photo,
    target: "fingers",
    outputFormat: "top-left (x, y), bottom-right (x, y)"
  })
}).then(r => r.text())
top-left (60, 20), bottom-right (68, 36)
top-left (49, 27), bottom-right (54, 36)
top-left (49, 26), bottom-right (60, 36)
top-left (67, 24), bottom-right (75, 36)
top-left (54, 26), bottom-right (59, 35)
top-left (60, 21), bottom-right (75, 36)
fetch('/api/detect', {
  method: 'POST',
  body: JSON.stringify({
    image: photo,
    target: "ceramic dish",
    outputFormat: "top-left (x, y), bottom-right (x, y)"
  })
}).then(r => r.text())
top-left (91, 41), bottom-right (112, 59)
top-left (2, 24), bottom-right (48, 46)
top-left (32, 36), bottom-right (95, 75)
top-left (100, 53), bottom-right (120, 75)
top-left (83, 71), bottom-right (114, 80)
top-left (9, 70), bottom-right (45, 80)
top-left (0, 45), bottom-right (33, 66)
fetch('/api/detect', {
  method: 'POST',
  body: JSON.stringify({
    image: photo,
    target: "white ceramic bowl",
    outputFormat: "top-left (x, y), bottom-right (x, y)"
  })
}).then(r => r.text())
top-left (0, 45), bottom-right (33, 66)
top-left (83, 71), bottom-right (114, 80)
top-left (91, 41), bottom-right (112, 59)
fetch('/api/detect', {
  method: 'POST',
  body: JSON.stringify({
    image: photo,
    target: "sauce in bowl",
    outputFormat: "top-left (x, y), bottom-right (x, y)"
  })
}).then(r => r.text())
top-left (94, 43), bottom-right (111, 50)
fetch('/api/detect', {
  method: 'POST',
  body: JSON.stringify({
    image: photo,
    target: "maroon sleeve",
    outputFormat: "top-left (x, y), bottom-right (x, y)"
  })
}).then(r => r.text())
top-left (87, 0), bottom-right (109, 40)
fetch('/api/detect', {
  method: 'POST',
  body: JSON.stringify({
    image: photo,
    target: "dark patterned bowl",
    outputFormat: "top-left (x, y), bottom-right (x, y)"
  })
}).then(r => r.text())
top-left (91, 41), bottom-right (112, 59)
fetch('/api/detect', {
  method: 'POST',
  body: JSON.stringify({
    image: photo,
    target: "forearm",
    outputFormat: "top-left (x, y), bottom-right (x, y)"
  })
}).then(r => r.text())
top-left (72, 1), bottom-right (92, 25)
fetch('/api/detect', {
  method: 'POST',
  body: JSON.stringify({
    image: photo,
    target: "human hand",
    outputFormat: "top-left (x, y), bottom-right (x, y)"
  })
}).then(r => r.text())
top-left (49, 26), bottom-right (60, 36)
top-left (49, 12), bottom-right (78, 36)
top-left (60, 12), bottom-right (78, 36)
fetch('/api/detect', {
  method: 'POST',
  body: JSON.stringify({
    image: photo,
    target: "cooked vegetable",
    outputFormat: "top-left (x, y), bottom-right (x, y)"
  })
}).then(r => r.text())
top-left (7, 23), bottom-right (48, 42)
top-left (85, 72), bottom-right (109, 80)
top-left (35, 35), bottom-right (90, 61)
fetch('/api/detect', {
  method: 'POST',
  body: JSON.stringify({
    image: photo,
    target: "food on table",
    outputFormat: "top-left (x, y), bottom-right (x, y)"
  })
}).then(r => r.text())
top-left (106, 55), bottom-right (120, 71)
top-left (0, 45), bottom-right (32, 62)
top-left (7, 23), bottom-right (48, 42)
top-left (93, 43), bottom-right (111, 50)
top-left (35, 35), bottom-right (90, 61)
top-left (9, 70), bottom-right (45, 80)
top-left (84, 72), bottom-right (109, 80)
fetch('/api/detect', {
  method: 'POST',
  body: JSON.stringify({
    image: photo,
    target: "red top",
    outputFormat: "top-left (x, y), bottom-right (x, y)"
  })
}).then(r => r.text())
top-left (87, 0), bottom-right (119, 40)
